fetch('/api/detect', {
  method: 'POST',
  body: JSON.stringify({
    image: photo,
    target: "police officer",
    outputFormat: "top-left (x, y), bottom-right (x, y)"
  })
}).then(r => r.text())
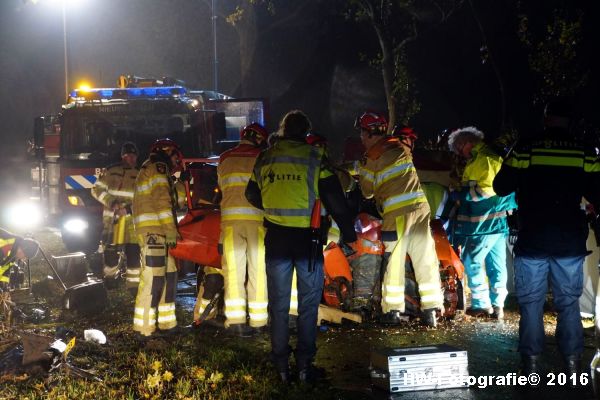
top-left (354, 112), bottom-right (443, 327)
top-left (246, 110), bottom-right (357, 384)
top-left (493, 98), bottom-right (600, 379)
top-left (219, 123), bottom-right (269, 336)
top-left (447, 127), bottom-right (517, 320)
top-left (132, 139), bottom-right (184, 337)
top-left (91, 142), bottom-right (140, 291)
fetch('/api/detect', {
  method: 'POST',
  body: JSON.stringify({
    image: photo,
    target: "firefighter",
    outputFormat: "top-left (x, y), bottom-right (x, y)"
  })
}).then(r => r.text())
top-left (218, 122), bottom-right (269, 336)
top-left (91, 142), bottom-right (141, 292)
top-left (493, 99), bottom-right (600, 379)
top-left (132, 139), bottom-right (184, 337)
top-left (354, 112), bottom-right (443, 328)
top-left (447, 127), bottom-right (517, 320)
top-left (392, 125), bottom-right (452, 220)
top-left (245, 110), bottom-right (357, 384)
top-left (0, 229), bottom-right (38, 289)
top-left (305, 132), bottom-right (355, 245)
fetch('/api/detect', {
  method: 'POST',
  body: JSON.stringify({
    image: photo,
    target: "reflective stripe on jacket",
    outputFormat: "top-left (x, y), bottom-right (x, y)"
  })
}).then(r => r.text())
top-left (250, 139), bottom-right (331, 228)
top-left (0, 231), bottom-right (17, 283)
top-left (358, 137), bottom-right (428, 226)
top-left (91, 162), bottom-right (139, 240)
top-left (218, 141), bottom-right (264, 222)
top-left (455, 142), bottom-right (517, 236)
top-left (133, 156), bottom-right (179, 237)
top-left (493, 127), bottom-right (600, 256)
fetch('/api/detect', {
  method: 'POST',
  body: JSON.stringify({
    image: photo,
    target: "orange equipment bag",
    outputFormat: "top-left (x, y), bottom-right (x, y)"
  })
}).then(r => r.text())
top-left (322, 242), bottom-right (353, 309)
top-left (169, 206), bottom-right (222, 268)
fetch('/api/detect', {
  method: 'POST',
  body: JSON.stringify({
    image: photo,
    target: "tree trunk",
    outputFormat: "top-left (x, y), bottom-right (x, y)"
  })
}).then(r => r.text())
top-left (373, 23), bottom-right (396, 132)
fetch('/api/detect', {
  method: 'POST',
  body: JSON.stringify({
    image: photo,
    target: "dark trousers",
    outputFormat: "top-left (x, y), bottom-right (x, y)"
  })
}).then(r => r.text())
top-left (265, 226), bottom-right (324, 372)
top-left (514, 254), bottom-right (584, 356)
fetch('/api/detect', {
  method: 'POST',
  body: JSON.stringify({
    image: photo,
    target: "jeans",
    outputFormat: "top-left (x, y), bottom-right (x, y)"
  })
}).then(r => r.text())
top-left (265, 227), bottom-right (324, 372)
top-left (460, 233), bottom-right (508, 309)
top-left (514, 254), bottom-right (584, 356)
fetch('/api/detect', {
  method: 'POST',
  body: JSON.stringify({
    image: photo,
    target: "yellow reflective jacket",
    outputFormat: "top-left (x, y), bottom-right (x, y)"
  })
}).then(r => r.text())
top-left (218, 141), bottom-right (264, 223)
top-left (357, 137), bottom-right (428, 229)
top-left (0, 230), bottom-right (17, 283)
top-left (91, 162), bottom-right (139, 239)
top-left (250, 139), bottom-right (332, 228)
top-left (133, 156), bottom-right (181, 239)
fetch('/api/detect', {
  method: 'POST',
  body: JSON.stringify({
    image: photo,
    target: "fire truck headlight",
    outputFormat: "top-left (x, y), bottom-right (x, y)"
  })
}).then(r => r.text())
top-left (4, 201), bottom-right (43, 231)
top-left (67, 196), bottom-right (84, 206)
top-left (63, 218), bottom-right (88, 234)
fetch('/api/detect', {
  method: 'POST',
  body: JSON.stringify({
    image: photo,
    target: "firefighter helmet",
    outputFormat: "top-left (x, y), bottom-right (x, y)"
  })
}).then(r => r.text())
top-left (121, 142), bottom-right (138, 157)
top-left (354, 111), bottom-right (388, 135)
top-left (305, 132), bottom-right (328, 147)
top-left (150, 138), bottom-right (184, 172)
top-left (240, 122), bottom-right (268, 145)
top-left (392, 125), bottom-right (418, 140)
top-left (392, 125), bottom-right (418, 151)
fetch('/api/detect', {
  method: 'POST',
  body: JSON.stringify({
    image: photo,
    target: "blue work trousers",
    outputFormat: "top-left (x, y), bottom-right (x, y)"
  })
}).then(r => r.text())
top-left (514, 254), bottom-right (584, 356)
top-left (265, 227), bottom-right (324, 372)
top-left (461, 233), bottom-right (508, 309)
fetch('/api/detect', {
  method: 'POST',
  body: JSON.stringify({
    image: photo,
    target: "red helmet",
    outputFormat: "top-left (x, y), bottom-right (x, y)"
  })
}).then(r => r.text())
top-left (240, 123), bottom-right (268, 145)
top-left (354, 111), bottom-right (388, 135)
top-left (305, 132), bottom-right (328, 147)
top-left (150, 138), bottom-right (184, 172)
top-left (392, 125), bottom-right (418, 140)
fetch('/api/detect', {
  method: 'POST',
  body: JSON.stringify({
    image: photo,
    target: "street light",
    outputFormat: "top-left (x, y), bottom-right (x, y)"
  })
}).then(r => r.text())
top-left (61, 0), bottom-right (68, 101)
top-left (29, 0), bottom-right (82, 101)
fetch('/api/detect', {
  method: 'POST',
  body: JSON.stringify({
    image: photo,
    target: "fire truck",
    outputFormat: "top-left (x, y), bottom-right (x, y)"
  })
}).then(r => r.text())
top-left (32, 76), bottom-right (266, 252)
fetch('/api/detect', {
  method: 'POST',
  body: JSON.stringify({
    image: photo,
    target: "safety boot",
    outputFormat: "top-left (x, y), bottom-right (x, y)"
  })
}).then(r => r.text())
top-left (298, 364), bottom-right (326, 385)
top-left (227, 323), bottom-right (255, 338)
top-left (421, 308), bottom-right (438, 328)
top-left (563, 354), bottom-right (582, 387)
top-left (466, 307), bottom-right (493, 318)
top-left (379, 310), bottom-right (408, 325)
top-left (521, 354), bottom-right (543, 388)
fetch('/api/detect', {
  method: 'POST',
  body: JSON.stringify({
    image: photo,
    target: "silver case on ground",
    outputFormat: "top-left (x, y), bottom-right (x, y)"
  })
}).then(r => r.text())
top-left (370, 344), bottom-right (469, 392)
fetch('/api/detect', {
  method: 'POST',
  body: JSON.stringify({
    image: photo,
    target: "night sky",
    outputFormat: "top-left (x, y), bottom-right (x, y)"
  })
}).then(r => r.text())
top-left (1, 0), bottom-right (599, 161)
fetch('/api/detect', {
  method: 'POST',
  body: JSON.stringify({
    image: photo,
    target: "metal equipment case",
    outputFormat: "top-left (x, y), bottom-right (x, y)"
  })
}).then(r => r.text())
top-left (370, 344), bottom-right (469, 392)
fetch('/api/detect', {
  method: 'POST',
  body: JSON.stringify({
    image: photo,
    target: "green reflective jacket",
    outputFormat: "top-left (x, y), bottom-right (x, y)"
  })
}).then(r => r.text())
top-left (250, 139), bottom-right (332, 228)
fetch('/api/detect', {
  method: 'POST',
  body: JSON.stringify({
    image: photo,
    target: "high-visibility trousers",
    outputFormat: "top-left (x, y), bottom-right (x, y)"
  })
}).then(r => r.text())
top-left (103, 215), bottom-right (141, 289)
top-left (459, 233), bottom-right (508, 309)
top-left (381, 208), bottom-right (443, 313)
top-left (193, 267), bottom-right (224, 321)
top-left (133, 234), bottom-right (178, 336)
top-left (221, 221), bottom-right (268, 328)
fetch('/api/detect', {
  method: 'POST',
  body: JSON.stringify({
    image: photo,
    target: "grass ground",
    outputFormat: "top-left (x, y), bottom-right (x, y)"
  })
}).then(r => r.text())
top-left (1, 288), bottom-right (343, 400)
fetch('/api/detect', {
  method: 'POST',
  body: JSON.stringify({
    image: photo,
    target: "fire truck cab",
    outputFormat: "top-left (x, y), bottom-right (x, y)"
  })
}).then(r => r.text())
top-left (33, 77), bottom-right (266, 252)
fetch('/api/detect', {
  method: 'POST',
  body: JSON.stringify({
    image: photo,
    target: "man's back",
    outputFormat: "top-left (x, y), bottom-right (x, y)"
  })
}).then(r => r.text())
top-left (494, 126), bottom-right (600, 256)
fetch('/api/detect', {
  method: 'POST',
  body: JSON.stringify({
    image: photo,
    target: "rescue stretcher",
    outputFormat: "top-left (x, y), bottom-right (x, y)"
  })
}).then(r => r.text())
top-left (169, 160), bottom-right (465, 322)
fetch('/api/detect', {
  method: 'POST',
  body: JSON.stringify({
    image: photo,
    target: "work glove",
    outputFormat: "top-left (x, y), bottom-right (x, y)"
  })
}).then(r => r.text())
top-left (340, 241), bottom-right (357, 258)
top-left (165, 231), bottom-right (178, 247)
top-left (179, 169), bottom-right (191, 182)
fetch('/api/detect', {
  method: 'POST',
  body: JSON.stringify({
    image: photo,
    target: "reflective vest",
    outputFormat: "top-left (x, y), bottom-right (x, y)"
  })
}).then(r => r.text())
top-left (0, 232), bottom-right (17, 283)
top-left (251, 139), bottom-right (332, 228)
top-left (133, 156), bottom-right (181, 238)
top-left (357, 137), bottom-right (428, 222)
top-left (455, 142), bottom-right (517, 236)
top-left (91, 162), bottom-right (139, 242)
top-left (218, 141), bottom-right (264, 223)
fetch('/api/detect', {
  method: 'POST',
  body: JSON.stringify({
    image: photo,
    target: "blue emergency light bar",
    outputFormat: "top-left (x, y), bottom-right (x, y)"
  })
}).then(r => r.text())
top-left (69, 86), bottom-right (187, 101)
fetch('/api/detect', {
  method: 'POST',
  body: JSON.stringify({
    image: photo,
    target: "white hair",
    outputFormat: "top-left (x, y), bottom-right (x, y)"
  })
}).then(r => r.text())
top-left (447, 126), bottom-right (484, 154)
